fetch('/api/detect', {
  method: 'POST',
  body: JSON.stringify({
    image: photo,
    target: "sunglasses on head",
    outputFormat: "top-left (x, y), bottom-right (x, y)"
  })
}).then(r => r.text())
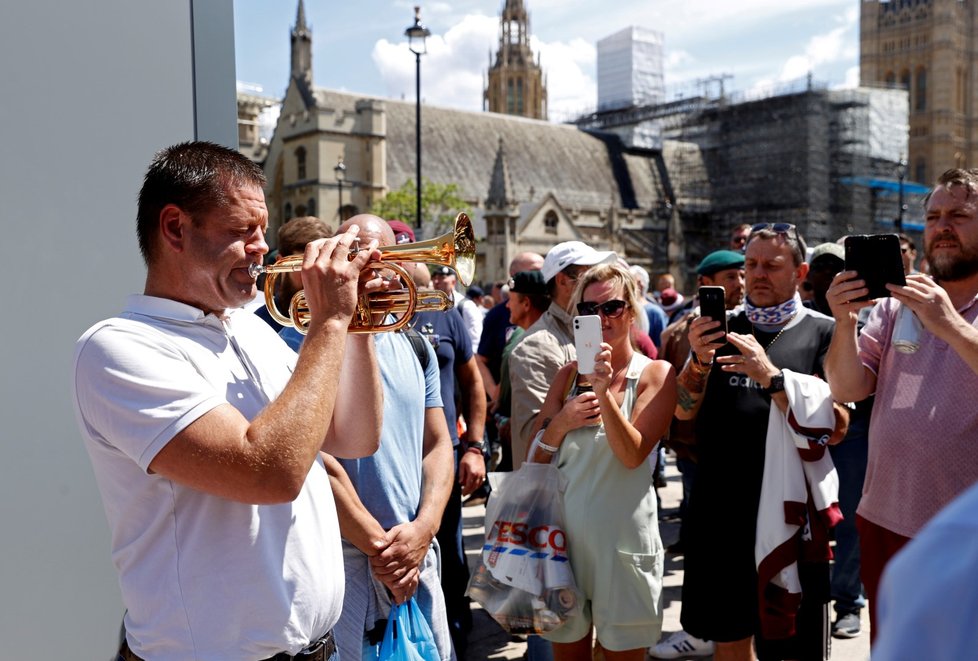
top-left (576, 299), bottom-right (628, 318)
top-left (750, 222), bottom-right (798, 239)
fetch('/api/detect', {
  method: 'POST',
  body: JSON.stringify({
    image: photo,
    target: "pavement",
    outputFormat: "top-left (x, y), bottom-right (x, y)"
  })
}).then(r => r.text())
top-left (461, 452), bottom-right (871, 661)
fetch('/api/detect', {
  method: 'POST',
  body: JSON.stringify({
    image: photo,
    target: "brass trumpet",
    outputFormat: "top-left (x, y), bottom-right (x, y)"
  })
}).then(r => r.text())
top-left (250, 212), bottom-right (476, 334)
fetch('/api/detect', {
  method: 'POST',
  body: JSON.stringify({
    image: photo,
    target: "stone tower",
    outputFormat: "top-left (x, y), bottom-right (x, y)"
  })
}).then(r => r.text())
top-left (860, 0), bottom-right (977, 184)
top-left (484, 0), bottom-right (547, 120)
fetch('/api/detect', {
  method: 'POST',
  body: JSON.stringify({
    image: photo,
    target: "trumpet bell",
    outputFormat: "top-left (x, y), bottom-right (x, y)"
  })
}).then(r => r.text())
top-left (379, 212), bottom-right (476, 286)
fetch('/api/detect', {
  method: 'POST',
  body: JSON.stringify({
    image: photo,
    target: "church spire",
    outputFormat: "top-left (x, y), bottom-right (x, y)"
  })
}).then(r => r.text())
top-left (486, 136), bottom-right (515, 210)
top-left (291, 0), bottom-right (313, 93)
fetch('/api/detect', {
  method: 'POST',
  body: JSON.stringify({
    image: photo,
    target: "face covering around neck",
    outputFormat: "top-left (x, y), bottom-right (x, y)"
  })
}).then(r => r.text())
top-left (746, 293), bottom-right (801, 326)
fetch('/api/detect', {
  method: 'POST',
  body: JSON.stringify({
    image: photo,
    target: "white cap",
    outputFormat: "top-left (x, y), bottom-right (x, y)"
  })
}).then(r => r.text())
top-left (541, 241), bottom-right (618, 283)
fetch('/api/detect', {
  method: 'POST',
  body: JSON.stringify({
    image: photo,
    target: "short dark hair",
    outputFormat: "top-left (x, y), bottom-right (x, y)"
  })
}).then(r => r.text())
top-left (745, 225), bottom-right (808, 266)
top-left (924, 168), bottom-right (978, 206)
top-left (897, 232), bottom-right (916, 252)
top-left (136, 141), bottom-right (266, 264)
top-left (278, 216), bottom-right (331, 257)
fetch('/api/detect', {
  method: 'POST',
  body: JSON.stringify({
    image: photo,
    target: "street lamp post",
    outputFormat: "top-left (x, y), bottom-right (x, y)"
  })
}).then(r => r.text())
top-left (405, 6), bottom-right (430, 230)
top-left (896, 157), bottom-right (907, 233)
top-left (334, 157), bottom-right (346, 221)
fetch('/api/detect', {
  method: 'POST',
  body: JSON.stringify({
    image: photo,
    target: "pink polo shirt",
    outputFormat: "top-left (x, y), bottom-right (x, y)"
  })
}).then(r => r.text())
top-left (857, 295), bottom-right (978, 537)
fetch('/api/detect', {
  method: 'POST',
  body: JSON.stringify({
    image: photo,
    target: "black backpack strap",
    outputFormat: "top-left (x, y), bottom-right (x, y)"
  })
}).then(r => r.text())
top-left (401, 327), bottom-right (430, 372)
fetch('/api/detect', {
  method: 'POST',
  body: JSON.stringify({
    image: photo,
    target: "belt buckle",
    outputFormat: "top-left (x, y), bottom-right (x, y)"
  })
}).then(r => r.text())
top-left (296, 630), bottom-right (334, 660)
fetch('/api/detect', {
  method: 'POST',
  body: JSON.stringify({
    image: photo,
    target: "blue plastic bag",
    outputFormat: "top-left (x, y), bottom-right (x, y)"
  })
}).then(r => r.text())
top-left (377, 598), bottom-right (440, 661)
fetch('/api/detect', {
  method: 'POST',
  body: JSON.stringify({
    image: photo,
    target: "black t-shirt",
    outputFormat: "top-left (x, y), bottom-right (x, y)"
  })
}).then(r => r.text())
top-left (681, 308), bottom-right (835, 640)
top-left (477, 301), bottom-right (515, 382)
top-left (692, 308), bottom-right (835, 532)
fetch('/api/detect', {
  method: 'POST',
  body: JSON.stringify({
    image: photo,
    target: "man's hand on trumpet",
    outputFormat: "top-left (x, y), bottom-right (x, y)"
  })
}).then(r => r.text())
top-left (300, 225), bottom-right (383, 329)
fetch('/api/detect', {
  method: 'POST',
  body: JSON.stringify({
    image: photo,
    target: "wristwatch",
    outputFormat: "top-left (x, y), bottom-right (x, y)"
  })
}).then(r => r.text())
top-left (763, 371), bottom-right (785, 395)
top-left (465, 439), bottom-right (486, 453)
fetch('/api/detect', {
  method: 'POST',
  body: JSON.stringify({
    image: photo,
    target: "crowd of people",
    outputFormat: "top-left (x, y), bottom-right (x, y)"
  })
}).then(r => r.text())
top-left (72, 140), bottom-right (978, 661)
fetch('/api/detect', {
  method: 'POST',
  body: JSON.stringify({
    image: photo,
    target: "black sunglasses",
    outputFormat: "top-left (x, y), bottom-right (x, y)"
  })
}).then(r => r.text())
top-left (750, 222), bottom-right (799, 240)
top-left (748, 223), bottom-right (805, 261)
top-left (576, 299), bottom-right (628, 318)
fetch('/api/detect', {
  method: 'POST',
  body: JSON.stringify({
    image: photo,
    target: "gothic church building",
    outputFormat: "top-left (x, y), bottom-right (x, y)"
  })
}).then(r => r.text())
top-left (260, 0), bottom-right (684, 282)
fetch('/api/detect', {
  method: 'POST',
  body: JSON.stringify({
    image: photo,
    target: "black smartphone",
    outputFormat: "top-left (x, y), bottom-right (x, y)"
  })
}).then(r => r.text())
top-left (698, 286), bottom-right (727, 343)
top-left (844, 234), bottom-right (906, 301)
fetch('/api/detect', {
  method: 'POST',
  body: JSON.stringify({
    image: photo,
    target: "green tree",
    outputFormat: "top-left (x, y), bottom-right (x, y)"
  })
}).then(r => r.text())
top-left (371, 178), bottom-right (470, 237)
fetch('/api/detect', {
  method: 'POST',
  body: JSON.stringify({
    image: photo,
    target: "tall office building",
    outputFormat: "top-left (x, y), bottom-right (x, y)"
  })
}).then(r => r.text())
top-left (597, 26), bottom-right (665, 112)
top-left (861, 0), bottom-right (977, 184)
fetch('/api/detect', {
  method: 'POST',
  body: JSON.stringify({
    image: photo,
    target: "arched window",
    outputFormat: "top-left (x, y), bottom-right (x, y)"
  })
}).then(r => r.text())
top-left (507, 79), bottom-right (515, 114)
top-left (884, 71), bottom-right (896, 87)
top-left (915, 158), bottom-right (926, 184)
top-left (284, 202), bottom-right (293, 221)
top-left (307, 198), bottom-right (316, 217)
top-left (900, 69), bottom-right (910, 92)
top-left (517, 78), bottom-right (524, 115)
top-left (544, 210), bottom-right (558, 234)
top-left (915, 67), bottom-right (927, 111)
top-left (295, 146), bottom-right (307, 180)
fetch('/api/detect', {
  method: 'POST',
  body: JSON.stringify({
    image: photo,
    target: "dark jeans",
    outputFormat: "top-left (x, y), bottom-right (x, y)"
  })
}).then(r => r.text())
top-left (676, 456), bottom-right (699, 546)
top-left (436, 445), bottom-right (472, 656)
top-left (828, 414), bottom-right (869, 616)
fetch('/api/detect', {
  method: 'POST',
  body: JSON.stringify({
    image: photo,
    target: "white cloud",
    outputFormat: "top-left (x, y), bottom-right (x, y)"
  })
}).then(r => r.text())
top-left (777, 6), bottom-right (858, 82)
top-left (533, 37), bottom-right (596, 121)
top-left (840, 65), bottom-right (860, 90)
top-left (373, 14), bottom-right (496, 111)
top-left (372, 13), bottom-right (597, 121)
top-left (665, 49), bottom-right (694, 70)
top-left (367, 2), bottom-right (859, 121)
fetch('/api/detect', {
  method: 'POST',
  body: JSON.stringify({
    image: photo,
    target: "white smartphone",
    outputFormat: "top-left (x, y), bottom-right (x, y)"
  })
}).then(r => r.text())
top-left (573, 315), bottom-right (603, 375)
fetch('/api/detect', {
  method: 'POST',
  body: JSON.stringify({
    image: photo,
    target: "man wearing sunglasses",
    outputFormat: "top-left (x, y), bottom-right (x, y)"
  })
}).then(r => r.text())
top-left (674, 224), bottom-right (849, 661)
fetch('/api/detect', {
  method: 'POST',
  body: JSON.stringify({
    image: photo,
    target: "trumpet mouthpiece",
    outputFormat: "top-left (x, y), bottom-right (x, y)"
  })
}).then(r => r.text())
top-left (248, 263), bottom-right (265, 279)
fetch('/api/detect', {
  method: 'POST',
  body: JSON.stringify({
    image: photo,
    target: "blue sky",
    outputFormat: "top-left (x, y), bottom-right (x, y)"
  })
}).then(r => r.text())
top-left (233, 0), bottom-right (859, 122)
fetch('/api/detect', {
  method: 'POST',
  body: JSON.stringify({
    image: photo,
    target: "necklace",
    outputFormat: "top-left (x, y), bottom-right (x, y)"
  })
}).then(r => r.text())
top-left (752, 313), bottom-right (797, 351)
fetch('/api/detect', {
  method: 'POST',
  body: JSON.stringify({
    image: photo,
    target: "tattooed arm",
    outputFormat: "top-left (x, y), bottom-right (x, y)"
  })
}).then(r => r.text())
top-left (674, 315), bottom-right (724, 421)
top-left (675, 356), bottom-right (711, 421)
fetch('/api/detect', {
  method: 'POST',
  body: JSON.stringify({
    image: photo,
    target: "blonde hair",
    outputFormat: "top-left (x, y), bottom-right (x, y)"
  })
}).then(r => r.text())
top-left (571, 263), bottom-right (643, 319)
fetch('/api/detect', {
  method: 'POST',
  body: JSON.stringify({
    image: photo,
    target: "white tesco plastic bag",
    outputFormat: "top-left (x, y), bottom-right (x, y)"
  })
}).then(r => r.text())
top-left (466, 463), bottom-right (583, 634)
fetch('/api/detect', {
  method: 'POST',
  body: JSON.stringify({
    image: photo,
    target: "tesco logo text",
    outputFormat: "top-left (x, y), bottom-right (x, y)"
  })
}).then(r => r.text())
top-left (489, 520), bottom-right (567, 553)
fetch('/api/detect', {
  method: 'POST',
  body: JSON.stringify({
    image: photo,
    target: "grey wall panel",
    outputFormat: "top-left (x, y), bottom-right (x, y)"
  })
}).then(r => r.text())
top-left (0, 1), bottom-right (236, 657)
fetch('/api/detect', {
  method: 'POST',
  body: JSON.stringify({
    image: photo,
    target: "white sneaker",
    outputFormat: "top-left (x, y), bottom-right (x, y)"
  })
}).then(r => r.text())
top-left (649, 630), bottom-right (714, 659)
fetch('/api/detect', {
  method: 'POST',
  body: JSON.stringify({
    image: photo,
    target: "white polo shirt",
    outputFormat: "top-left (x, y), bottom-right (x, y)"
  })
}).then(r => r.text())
top-left (73, 295), bottom-right (343, 660)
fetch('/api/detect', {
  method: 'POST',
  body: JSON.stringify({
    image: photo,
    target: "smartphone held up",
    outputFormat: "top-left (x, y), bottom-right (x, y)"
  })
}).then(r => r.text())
top-left (843, 234), bottom-right (906, 301)
top-left (573, 315), bottom-right (603, 375)
top-left (698, 286), bottom-right (727, 344)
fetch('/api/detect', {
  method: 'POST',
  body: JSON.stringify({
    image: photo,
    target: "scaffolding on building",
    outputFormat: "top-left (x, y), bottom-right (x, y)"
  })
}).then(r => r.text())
top-left (575, 75), bottom-right (917, 269)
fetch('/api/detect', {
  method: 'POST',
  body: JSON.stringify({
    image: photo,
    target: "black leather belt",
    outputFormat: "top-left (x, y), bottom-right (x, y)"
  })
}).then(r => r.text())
top-left (264, 630), bottom-right (337, 661)
top-left (118, 629), bottom-right (336, 661)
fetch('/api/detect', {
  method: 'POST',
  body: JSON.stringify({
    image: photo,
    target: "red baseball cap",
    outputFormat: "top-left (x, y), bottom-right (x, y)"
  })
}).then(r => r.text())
top-left (387, 220), bottom-right (415, 244)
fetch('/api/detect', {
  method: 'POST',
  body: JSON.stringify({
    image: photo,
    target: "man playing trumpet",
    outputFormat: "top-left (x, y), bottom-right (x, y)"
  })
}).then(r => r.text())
top-left (73, 141), bottom-right (385, 660)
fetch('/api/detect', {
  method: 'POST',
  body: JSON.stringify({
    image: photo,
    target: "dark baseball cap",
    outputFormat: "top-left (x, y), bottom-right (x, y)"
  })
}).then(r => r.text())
top-left (509, 270), bottom-right (547, 296)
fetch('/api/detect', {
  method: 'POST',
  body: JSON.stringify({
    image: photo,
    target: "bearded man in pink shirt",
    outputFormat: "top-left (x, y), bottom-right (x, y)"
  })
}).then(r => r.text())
top-left (825, 167), bottom-right (978, 644)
